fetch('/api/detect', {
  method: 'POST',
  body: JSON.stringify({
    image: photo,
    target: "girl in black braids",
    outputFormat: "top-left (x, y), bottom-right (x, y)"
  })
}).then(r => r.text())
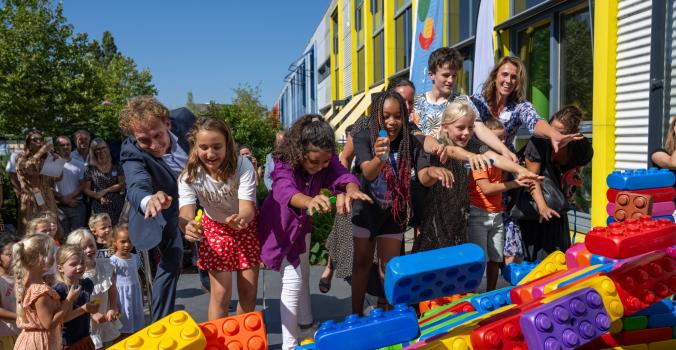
top-left (350, 90), bottom-right (453, 314)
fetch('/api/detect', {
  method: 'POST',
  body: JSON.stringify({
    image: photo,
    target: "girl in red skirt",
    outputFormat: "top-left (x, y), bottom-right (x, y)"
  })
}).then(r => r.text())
top-left (178, 116), bottom-right (260, 320)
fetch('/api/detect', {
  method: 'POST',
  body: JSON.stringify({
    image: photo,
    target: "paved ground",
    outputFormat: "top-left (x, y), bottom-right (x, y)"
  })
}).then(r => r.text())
top-left (170, 230), bottom-right (509, 349)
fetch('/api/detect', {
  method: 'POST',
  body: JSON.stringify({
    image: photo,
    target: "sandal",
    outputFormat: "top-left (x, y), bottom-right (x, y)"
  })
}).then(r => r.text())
top-left (318, 277), bottom-right (331, 294)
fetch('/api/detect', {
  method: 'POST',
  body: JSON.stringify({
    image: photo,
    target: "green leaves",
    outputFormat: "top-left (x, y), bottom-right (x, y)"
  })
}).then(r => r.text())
top-left (0, 1), bottom-right (155, 140)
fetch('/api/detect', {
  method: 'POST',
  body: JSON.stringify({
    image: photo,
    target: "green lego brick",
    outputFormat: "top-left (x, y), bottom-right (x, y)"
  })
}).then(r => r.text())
top-left (623, 315), bottom-right (648, 331)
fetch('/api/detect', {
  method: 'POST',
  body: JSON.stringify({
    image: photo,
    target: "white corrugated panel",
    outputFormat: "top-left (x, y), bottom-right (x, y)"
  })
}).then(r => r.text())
top-left (615, 0), bottom-right (652, 170)
top-left (670, 0), bottom-right (676, 117)
top-left (342, 0), bottom-right (352, 97)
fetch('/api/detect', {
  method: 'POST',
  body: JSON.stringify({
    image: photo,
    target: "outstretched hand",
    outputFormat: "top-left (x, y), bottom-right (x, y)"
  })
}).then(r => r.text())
top-left (145, 191), bottom-right (172, 219)
top-left (551, 132), bottom-right (584, 153)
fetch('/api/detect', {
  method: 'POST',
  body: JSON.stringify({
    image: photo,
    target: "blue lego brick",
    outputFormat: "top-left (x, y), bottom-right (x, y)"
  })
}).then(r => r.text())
top-left (556, 263), bottom-right (615, 289)
top-left (520, 287), bottom-right (612, 350)
top-left (590, 254), bottom-right (621, 265)
top-left (468, 286), bottom-right (513, 313)
top-left (649, 308), bottom-right (676, 328)
top-left (502, 261), bottom-right (539, 285)
top-left (607, 215), bottom-right (675, 224)
top-left (384, 243), bottom-right (485, 305)
top-left (634, 299), bottom-right (675, 316)
top-left (314, 304), bottom-right (419, 350)
top-left (606, 168), bottom-right (676, 190)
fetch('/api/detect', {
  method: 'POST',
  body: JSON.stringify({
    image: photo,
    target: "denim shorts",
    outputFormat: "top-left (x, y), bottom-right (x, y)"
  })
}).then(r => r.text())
top-left (467, 205), bottom-right (505, 262)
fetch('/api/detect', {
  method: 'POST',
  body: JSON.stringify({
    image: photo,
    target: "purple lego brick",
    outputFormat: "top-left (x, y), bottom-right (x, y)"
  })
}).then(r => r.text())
top-left (520, 287), bottom-right (612, 350)
top-left (607, 201), bottom-right (676, 217)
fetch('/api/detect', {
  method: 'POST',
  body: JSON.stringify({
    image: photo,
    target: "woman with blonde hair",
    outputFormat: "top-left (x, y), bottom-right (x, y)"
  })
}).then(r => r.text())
top-left (83, 138), bottom-right (126, 225)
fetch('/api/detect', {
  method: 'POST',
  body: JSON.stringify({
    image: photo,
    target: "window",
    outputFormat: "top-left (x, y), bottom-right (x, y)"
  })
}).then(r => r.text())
top-left (371, 0), bottom-right (384, 30)
top-left (510, 3), bottom-right (594, 217)
top-left (355, 0), bottom-right (363, 32)
top-left (561, 10), bottom-right (593, 121)
top-left (513, 0), bottom-right (548, 15)
top-left (448, 0), bottom-right (480, 46)
top-left (394, 2), bottom-right (412, 72)
top-left (455, 47), bottom-right (473, 95)
top-left (518, 24), bottom-right (551, 120)
top-left (372, 0), bottom-right (384, 83)
top-left (318, 59), bottom-right (330, 82)
top-left (355, 0), bottom-right (365, 91)
top-left (357, 47), bottom-right (365, 91)
top-left (331, 10), bottom-right (340, 100)
top-left (373, 31), bottom-right (384, 83)
top-left (561, 9), bottom-right (593, 213)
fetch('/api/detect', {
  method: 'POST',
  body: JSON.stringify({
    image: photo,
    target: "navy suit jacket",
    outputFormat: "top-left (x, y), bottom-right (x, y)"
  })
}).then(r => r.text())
top-left (120, 108), bottom-right (194, 250)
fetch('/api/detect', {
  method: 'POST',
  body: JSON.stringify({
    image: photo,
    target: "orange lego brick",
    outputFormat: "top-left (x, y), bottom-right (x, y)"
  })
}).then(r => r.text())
top-left (418, 293), bottom-right (472, 314)
top-left (614, 191), bottom-right (653, 222)
top-left (199, 311), bottom-right (267, 350)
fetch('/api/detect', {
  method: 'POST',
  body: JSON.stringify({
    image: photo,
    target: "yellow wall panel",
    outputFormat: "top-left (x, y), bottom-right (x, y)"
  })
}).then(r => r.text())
top-left (590, 0), bottom-right (618, 228)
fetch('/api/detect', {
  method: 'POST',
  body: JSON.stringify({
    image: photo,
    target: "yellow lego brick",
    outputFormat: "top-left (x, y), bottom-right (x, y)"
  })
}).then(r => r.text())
top-left (109, 310), bottom-right (206, 350)
top-left (541, 265), bottom-right (601, 295)
top-left (418, 305), bottom-right (516, 350)
top-left (541, 275), bottom-right (624, 322)
top-left (517, 251), bottom-right (567, 285)
top-left (602, 345), bottom-right (648, 350)
top-left (649, 339), bottom-right (676, 350)
top-left (610, 319), bottom-right (623, 333)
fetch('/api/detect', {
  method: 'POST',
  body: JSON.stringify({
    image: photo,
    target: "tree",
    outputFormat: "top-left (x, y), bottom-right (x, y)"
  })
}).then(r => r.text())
top-left (88, 32), bottom-right (155, 140)
top-left (0, 2), bottom-right (155, 140)
top-left (0, 0), bottom-right (103, 136)
top-left (191, 84), bottom-right (278, 161)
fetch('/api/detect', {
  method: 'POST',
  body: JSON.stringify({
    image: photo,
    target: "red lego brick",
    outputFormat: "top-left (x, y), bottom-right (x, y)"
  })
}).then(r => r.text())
top-left (199, 311), bottom-right (267, 350)
top-left (470, 300), bottom-right (543, 350)
top-left (620, 327), bottom-right (673, 346)
top-left (509, 270), bottom-right (568, 305)
top-left (576, 333), bottom-right (622, 350)
top-left (607, 187), bottom-right (675, 203)
top-left (613, 191), bottom-right (653, 221)
top-left (607, 250), bottom-right (676, 315)
top-left (585, 216), bottom-right (676, 259)
top-left (418, 301), bottom-right (475, 325)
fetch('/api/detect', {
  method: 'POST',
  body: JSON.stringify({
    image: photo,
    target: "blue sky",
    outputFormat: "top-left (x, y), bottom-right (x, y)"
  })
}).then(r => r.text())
top-left (62, 0), bottom-right (330, 109)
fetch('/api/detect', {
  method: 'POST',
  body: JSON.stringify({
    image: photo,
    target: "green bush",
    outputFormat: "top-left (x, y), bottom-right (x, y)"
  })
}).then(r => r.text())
top-left (1, 171), bottom-right (18, 228)
top-left (309, 189), bottom-right (335, 266)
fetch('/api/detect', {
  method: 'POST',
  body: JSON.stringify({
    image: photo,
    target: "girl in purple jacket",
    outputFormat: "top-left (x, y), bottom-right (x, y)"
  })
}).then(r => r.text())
top-left (258, 115), bottom-right (370, 350)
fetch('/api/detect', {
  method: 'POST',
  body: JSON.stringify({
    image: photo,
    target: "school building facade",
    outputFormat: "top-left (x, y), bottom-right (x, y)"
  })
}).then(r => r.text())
top-left (274, 0), bottom-right (676, 233)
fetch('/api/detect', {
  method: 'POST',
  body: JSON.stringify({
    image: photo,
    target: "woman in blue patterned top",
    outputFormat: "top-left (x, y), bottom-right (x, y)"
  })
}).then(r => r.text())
top-left (471, 56), bottom-right (582, 264)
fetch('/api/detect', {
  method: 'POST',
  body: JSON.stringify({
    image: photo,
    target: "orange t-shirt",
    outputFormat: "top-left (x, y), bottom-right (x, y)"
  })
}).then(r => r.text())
top-left (468, 167), bottom-right (503, 213)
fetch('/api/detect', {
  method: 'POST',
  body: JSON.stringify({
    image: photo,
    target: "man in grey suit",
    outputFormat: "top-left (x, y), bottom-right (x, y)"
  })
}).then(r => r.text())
top-left (119, 97), bottom-right (194, 321)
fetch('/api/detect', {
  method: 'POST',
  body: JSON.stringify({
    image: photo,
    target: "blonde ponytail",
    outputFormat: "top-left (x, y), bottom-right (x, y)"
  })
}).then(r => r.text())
top-left (12, 234), bottom-right (54, 323)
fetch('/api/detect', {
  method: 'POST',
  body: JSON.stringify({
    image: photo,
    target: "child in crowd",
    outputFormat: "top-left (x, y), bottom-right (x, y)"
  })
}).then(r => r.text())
top-left (351, 90), bottom-right (453, 315)
top-left (414, 97), bottom-right (540, 253)
top-left (179, 117), bottom-right (260, 320)
top-left (109, 224), bottom-right (144, 336)
top-left (13, 234), bottom-right (79, 350)
top-left (25, 211), bottom-right (61, 286)
top-left (0, 236), bottom-right (19, 350)
top-left (89, 213), bottom-right (113, 259)
top-left (467, 119), bottom-right (533, 291)
top-left (257, 114), bottom-right (370, 350)
top-left (25, 211), bottom-right (62, 244)
top-left (66, 229), bottom-right (119, 349)
top-left (53, 244), bottom-right (99, 350)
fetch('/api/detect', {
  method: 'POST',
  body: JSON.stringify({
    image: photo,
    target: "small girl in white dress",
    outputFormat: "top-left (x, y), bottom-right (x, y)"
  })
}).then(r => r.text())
top-left (108, 224), bottom-right (144, 336)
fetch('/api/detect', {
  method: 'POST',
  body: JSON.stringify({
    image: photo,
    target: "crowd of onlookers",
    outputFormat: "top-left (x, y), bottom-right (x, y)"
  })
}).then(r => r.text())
top-left (0, 47), bottom-right (598, 350)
